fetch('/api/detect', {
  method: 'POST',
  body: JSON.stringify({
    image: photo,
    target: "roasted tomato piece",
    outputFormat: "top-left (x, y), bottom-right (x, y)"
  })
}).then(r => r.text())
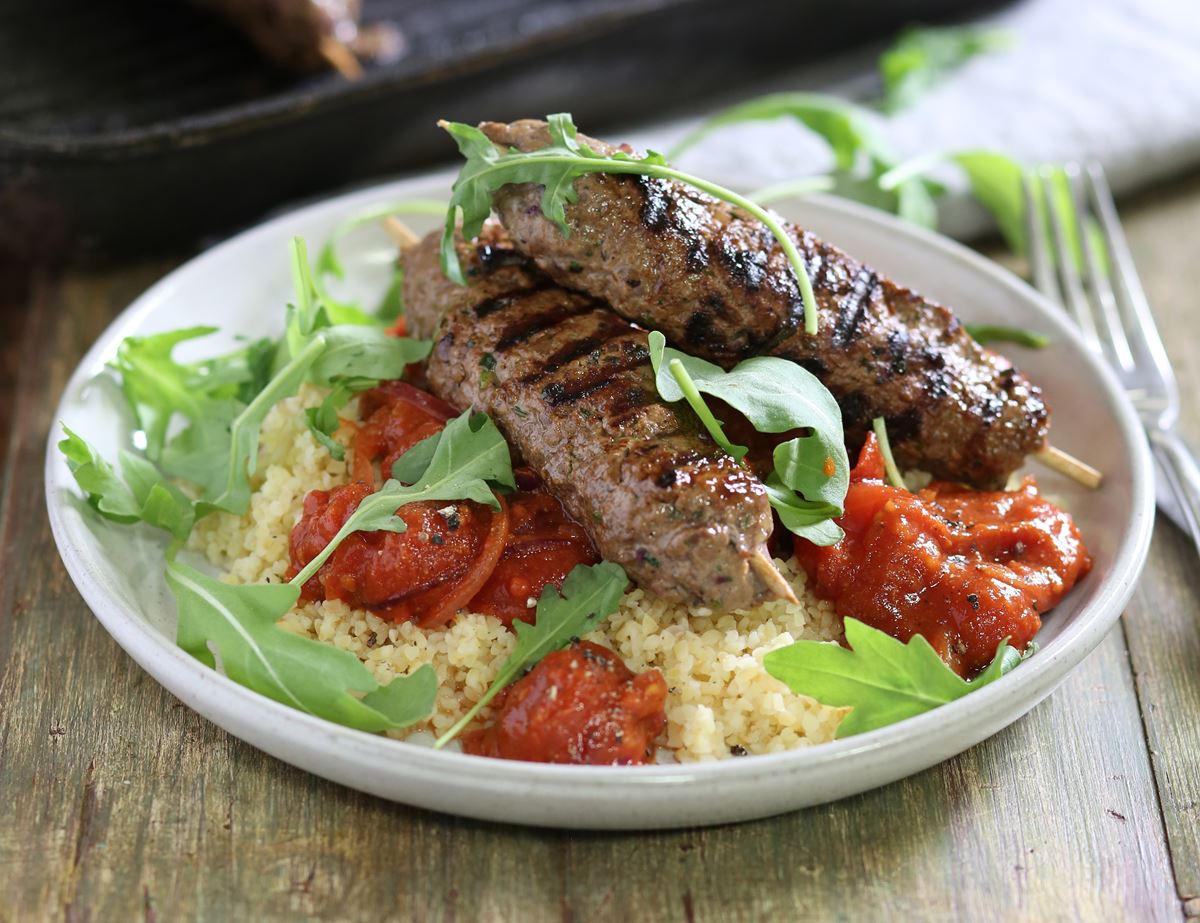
top-left (289, 482), bottom-right (508, 628)
top-left (795, 435), bottom-right (1091, 677)
top-left (469, 492), bottom-right (598, 627)
top-left (463, 641), bottom-right (667, 765)
top-left (352, 381), bottom-right (457, 484)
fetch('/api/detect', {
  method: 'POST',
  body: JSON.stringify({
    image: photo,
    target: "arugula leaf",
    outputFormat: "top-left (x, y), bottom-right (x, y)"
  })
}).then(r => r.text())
top-left (953, 151), bottom-right (1027, 253)
top-left (878, 150), bottom-right (1028, 252)
top-left (671, 92), bottom-right (890, 168)
top-left (648, 331), bottom-right (848, 543)
top-left (163, 334), bottom-right (330, 515)
top-left (110, 327), bottom-right (275, 460)
top-left (307, 325), bottom-right (430, 384)
top-left (763, 477), bottom-right (844, 546)
top-left (880, 25), bottom-right (1014, 114)
top-left (965, 324), bottom-right (1050, 349)
top-left (314, 199), bottom-right (448, 322)
top-left (763, 617), bottom-right (1027, 737)
top-left (150, 240), bottom-right (430, 515)
top-left (440, 112), bottom-right (820, 335)
top-left (747, 175), bottom-right (836, 205)
top-left (167, 559), bottom-right (436, 731)
top-left (871, 417), bottom-right (908, 490)
top-left (59, 426), bottom-right (196, 540)
top-left (672, 92), bottom-right (941, 230)
top-left (288, 410), bottom-right (516, 587)
top-left (303, 379), bottom-right (375, 461)
top-left (389, 429), bottom-right (441, 484)
top-left (433, 561), bottom-right (629, 748)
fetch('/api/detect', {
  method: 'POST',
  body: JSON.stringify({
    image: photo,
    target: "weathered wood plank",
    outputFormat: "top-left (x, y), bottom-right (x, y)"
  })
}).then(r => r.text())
top-left (1112, 173), bottom-right (1200, 911)
top-left (2, 177), bottom-right (1196, 921)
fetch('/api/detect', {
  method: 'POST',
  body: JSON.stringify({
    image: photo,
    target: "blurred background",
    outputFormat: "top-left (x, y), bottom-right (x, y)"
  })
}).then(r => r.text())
top-left (1, 0), bottom-right (1197, 262)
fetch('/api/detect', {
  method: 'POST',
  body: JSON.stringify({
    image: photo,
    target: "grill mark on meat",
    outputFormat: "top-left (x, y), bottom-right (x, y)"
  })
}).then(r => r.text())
top-left (402, 225), bottom-right (789, 610)
top-left (474, 242), bottom-right (534, 273)
top-left (832, 267), bottom-right (876, 348)
top-left (478, 120), bottom-right (1052, 487)
top-left (473, 284), bottom-right (555, 319)
top-left (637, 177), bottom-right (709, 272)
top-left (540, 343), bottom-right (648, 407)
top-left (638, 176), bottom-right (671, 232)
top-left (495, 300), bottom-right (597, 350)
top-left (519, 315), bottom-right (630, 383)
top-left (720, 241), bottom-right (769, 291)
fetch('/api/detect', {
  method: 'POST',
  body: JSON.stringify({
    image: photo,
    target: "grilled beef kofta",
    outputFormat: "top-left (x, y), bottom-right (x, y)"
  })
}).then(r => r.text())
top-left (476, 119), bottom-right (1049, 490)
top-left (403, 226), bottom-right (794, 611)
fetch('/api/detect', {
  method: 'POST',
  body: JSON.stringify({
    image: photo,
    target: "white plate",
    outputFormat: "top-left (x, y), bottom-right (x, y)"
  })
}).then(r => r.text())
top-left (46, 173), bottom-right (1155, 830)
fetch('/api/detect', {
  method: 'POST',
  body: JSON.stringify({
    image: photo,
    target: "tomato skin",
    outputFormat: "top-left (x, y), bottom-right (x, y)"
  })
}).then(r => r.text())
top-left (795, 435), bottom-right (1092, 677)
top-left (462, 641), bottom-right (667, 765)
top-left (352, 381), bottom-right (456, 484)
top-left (291, 380), bottom-right (597, 630)
top-left (469, 492), bottom-right (598, 627)
top-left (289, 484), bottom-right (508, 628)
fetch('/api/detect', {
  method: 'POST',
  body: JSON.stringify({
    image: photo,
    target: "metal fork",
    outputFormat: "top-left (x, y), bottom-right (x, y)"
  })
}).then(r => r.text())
top-left (1024, 162), bottom-right (1200, 550)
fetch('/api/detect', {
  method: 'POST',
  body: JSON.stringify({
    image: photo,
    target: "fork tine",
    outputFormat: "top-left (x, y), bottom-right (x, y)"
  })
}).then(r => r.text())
top-left (1082, 163), bottom-right (1177, 391)
top-left (1022, 171), bottom-right (1058, 301)
top-left (1041, 164), bottom-right (1103, 353)
top-left (1074, 167), bottom-right (1136, 372)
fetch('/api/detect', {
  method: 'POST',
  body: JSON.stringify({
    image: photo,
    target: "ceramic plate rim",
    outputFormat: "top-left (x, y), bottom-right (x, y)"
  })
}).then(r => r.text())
top-left (44, 175), bottom-right (1156, 802)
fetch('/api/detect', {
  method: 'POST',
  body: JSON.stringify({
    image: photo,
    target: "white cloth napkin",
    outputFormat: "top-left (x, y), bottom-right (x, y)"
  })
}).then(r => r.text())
top-left (621, 0), bottom-right (1200, 239)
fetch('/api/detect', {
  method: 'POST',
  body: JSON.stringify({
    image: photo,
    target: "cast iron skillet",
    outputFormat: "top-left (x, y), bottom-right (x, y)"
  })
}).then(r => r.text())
top-left (0, 0), bottom-right (1010, 260)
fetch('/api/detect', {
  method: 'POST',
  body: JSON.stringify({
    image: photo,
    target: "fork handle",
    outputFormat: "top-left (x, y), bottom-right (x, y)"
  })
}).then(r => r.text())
top-left (1149, 429), bottom-right (1200, 551)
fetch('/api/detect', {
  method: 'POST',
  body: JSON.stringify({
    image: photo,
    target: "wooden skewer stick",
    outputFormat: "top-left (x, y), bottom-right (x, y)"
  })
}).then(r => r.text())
top-left (750, 549), bottom-right (798, 605)
top-left (382, 217), bottom-right (421, 250)
top-left (1034, 445), bottom-right (1103, 489)
top-left (318, 36), bottom-right (364, 80)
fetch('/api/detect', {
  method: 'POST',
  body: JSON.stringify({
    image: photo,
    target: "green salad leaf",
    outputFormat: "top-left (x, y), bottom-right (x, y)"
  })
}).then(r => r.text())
top-left (164, 334), bottom-right (330, 515)
top-left (111, 239), bottom-right (433, 516)
top-left (288, 410), bottom-right (516, 587)
top-left (763, 617), bottom-right (1027, 737)
top-left (59, 224), bottom-right (455, 738)
top-left (439, 112), bottom-right (820, 334)
top-left (671, 92), bottom-right (891, 168)
top-left (433, 561), bottom-right (629, 748)
top-left (59, 426), bottom-right (196, 540)
top-left (314, 198), bottom-right (448, 322)
top-left (965, 323), bottom-right (1050, 349)
top-left (880, 150), bottom-right (1028, 252)
top-left (880, 24), bottom-right (1015, 113)
top-left (672, 92), bottom-right (942, 230)
top-left (672, 26), bottom-right (1020, 247)
top-left (647, 331), bottom-right (848, 544)
top-left (168, 560), bottom-right (436, 731)
top-left (303, 379), bottom-right (375, 461)
top-left (111, 327), bottom-right (276, 461)
top-left (871, 417), bottom-right (908, 490)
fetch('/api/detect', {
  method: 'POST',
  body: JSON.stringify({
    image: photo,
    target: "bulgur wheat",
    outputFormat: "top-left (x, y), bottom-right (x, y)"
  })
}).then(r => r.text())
top-left (188, 385), bottom-right (847, 761)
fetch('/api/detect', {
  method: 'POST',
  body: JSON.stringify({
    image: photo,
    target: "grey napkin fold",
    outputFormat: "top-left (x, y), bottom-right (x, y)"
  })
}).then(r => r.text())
top-left (622, 0), bottom-right (1200, 240)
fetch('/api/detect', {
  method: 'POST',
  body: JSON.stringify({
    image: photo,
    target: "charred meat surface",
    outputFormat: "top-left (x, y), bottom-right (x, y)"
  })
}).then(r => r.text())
top-left (478, 119), bottom-right (1049, 489)
top-left (403, 227), bottom-right (793, 611)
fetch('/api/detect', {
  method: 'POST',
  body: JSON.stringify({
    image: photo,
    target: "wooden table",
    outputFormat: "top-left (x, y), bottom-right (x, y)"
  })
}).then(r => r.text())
top-left (3, 173), bottom-right (1199, 923)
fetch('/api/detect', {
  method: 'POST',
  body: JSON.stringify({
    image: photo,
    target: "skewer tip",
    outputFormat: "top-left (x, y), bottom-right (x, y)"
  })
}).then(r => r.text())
top-left (1034, 445), bottom-right (1103, 489)
top-left (318, 36), bottom-right (363, 80)
top-left (750, 548), bottom-right (798, 605)
top-left (382, 216), bottom-right (422, 251)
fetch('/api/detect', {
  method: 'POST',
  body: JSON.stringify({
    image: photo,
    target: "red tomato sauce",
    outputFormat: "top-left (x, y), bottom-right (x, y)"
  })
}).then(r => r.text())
top-left (794, 435), bottom-right (1092, 677)
top-left (470, 490), bottom-right (599, 627)
top-left (288, 380), bottom-right (596, 629)
top-left (462, 641), bottom-right (668, 764)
